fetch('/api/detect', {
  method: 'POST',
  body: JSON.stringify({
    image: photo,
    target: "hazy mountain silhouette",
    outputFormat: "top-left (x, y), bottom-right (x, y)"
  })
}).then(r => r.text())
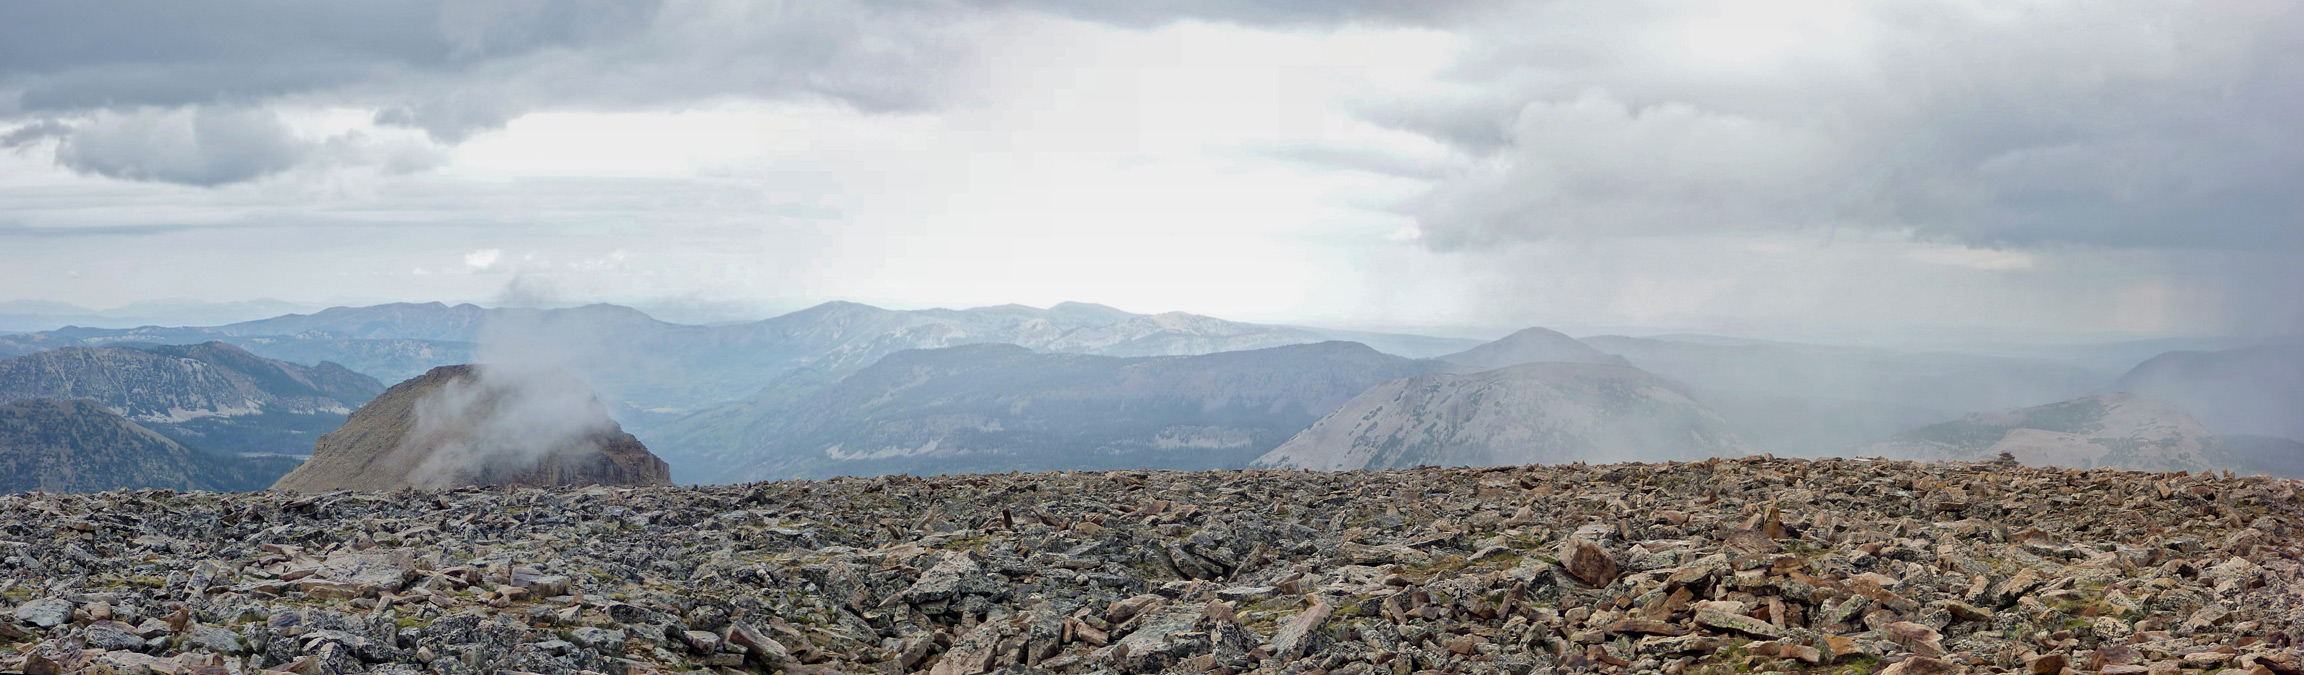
top-left (1252, 362), bottom-right (1745, 471)
top-left (648, 341), bottom-right (1446, 483)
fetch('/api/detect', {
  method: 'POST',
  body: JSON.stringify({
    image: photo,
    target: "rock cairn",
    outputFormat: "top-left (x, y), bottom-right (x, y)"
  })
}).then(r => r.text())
top-left (2, 456), bottom-right (2300, 674)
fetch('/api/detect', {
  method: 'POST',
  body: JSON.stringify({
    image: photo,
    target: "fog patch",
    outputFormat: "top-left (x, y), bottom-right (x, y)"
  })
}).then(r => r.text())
top-left (405, 363), bottom-right (615, 488)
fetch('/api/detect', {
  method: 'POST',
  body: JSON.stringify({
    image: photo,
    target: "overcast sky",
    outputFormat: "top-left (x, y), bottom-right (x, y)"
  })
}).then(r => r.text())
top-left (3, 1), bottom-right (2300, 341)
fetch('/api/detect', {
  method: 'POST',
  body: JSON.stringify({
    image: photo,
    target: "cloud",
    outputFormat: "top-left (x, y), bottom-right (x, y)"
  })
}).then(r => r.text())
top-left (32, 106), bottom-right (448, 186)
top-left (51, 107), bottom-right (306, 185)
top-left (1378, 2), bottom-right (2304, 252)
top-left (464, 248), bottom-right (503, 271)
top-left (0, 120), bottom-right (69, 149)
top-left (1, 1), bottom-right (993, 140)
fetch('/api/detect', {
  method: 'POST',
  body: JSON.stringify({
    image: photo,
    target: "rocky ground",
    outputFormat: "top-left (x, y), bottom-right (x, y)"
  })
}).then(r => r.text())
top-left (3, 456), bottom-right (2301, 675)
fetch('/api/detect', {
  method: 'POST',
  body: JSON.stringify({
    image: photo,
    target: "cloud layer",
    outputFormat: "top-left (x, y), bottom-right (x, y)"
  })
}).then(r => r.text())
top-left (1, 0), bottom-right (2299, 338)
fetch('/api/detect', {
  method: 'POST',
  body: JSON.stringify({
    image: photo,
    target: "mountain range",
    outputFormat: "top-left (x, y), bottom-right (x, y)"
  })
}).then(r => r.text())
top-left (0, 301), bottom-right (1476, 417)
top-left (0, 297), bottom-right (2296, 490)
top-left (649, 341), bottom-right (1445, 483)
top-left (0, 342), bottom-right (384, 456)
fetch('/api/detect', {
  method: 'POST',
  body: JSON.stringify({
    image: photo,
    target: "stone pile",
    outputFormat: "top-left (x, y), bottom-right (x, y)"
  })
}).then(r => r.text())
top-left (2, 455), bottom-right (2300, 674)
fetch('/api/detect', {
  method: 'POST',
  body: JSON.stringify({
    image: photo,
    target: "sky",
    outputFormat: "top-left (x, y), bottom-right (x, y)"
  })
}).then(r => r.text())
top-left (2, 1), bottom-right (2301, 342)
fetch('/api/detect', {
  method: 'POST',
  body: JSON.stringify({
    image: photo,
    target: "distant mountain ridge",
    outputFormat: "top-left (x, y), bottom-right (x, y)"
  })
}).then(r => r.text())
top-left (1251, 362), bottom-right (1747, 471)
top-left (2109, 344), bottom-right (2304, 442)
top-left (649, 341), bottom-right (1448, 483)
top-left (0, 300), bottom-right (1459, 416)
top-left (0, 342), bottom-right (385, 455)
top-left (0, 399), bottom-right (301, 493)
top-left (1437, 327), bottom-right (1631, 371)
top-left (1853, 393), bottom-right (2273, 474)
top-left (1579, 334), bottom-right (2113, 456)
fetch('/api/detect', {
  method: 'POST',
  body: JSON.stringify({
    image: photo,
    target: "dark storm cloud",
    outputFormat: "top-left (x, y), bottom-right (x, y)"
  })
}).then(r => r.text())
top-left (1383, 2), bottom-right (2304, 252)
top-left (5, 0), bottom-right (2303, 257)
top-left (0, 0), bottom-right (991, 182)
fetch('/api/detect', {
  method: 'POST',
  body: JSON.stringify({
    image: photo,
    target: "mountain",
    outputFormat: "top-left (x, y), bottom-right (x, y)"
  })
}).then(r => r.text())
top-left (1252, 362), bottom-right (1746, 471)
top-left (0, 399), bottom-right (301, 493)
top-left (1289, 327), bottom-right (1485, 359)
top-left (646, 341), bottom-right (1447, 483)
top-left (2217, 435), bottom-right (2304, 479)
top-left (1854, 393), bottom-right (2231, 473)
top-left (0, 301), bottom-right (1430, 417)
top-left (0, 298), bottom-right (314, 333)
top-left (1578, 335), bottom-right (2112, 455)
top-left (2110, 344), bottom-right (2304, 442)
top-left (1436, 326), bottom-right (1630, 371)
top-left (273, 365), bottom-right (671, 491)
top-left (0, 342), bottom-right (385, 455)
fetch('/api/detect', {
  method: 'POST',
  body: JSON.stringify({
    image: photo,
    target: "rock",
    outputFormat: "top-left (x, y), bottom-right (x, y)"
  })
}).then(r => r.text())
top-left (725, 620), bottom-right (791, 669)
top-left (85, 621), bottom-right (146, 651)
top-left (1560, 539), bottom-right (1619, 587)
top-left (1110, 606), bottom-right (1207, 674)
top-left (1880, 656), bottom-right (1958, 675)
top-left (1883, 622), bottom-right (1944, 657)
top-left (890, 552), bottom-right (982, 606)
top-left (1268, 597), bottom-right (1333, 661)
top-left (2030, 654), bottom-right (2069, 674)
top-left (1694, 609), bottom-right (1783, 638)
top-left (679, 630), bottom-right (722, 654)
top-left (185, 624), bottom-right (244, 654)
top-left (14, 598), bottom-right (72, 628)
top-left (568, 627), bottom-right (626, 656)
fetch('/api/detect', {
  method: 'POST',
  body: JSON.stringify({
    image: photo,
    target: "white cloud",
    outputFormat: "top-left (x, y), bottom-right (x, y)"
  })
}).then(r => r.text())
top-left (463, 248), bottom-right (503, 271)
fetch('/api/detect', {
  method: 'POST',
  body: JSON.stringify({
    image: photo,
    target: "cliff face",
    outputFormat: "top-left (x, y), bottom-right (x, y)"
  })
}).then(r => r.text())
top-left (271, 365), bottom-right (669, 492)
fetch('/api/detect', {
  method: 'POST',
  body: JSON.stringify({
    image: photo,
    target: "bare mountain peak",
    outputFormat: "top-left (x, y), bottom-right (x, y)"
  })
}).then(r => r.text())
top-left (1254, 361), bottom-right (1744, 471)
top-left (1438, 325), bottom-right (1629, 371)
top-left (273, 364), bottom-right (669, 492)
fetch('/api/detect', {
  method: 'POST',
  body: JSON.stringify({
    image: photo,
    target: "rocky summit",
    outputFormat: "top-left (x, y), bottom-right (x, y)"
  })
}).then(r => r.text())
top-left (271, 365), bottom-right (670, 492)
top-left (2, 456), bottom-right (2300, 675)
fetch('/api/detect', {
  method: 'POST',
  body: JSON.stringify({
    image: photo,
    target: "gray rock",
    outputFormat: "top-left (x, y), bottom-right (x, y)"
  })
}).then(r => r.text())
top-left (86, 620), bottom-right (148, 651)
top-left (13, 598), bottom-right (72, 628)
top-left (187, 624), bottom-right (246, 655)
top-left (568, 626), bottom-right (627, 655)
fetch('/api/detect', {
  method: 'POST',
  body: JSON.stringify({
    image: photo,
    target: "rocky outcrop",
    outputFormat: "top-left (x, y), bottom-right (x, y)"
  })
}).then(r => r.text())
top-left (2, 457), bottom-right (2300, 674)
top-left (1253, 362), bottom-right (1746, 470)
top-left (271, 365), bottom-right (669, 491)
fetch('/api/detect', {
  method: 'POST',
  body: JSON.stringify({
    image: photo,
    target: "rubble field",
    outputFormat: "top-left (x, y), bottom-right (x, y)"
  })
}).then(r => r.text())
top-left (3, 456), bottom-right (2301, 675)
